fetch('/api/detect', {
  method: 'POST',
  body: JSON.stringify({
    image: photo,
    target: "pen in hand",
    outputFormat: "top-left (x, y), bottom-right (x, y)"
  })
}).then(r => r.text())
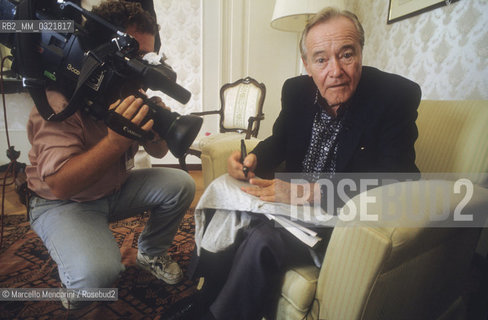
top-left (240, 139), bottom-right (249, 178)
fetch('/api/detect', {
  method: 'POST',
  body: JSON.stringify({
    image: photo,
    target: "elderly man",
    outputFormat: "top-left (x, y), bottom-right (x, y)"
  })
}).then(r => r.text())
top-left (191, 7), bottom-right (421, 320)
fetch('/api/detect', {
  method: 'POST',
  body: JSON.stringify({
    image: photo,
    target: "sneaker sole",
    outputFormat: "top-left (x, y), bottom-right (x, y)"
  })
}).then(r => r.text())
top-left (135, 259), bottom-right (183, 285)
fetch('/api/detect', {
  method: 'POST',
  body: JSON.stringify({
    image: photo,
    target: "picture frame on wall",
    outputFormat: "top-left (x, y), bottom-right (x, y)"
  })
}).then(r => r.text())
top-left (387, 0), bottom-right (458, 24)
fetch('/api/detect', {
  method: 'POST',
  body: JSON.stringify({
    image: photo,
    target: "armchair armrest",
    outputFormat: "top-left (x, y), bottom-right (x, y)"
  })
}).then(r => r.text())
top-left (314, 180), bottom-right (488, 320)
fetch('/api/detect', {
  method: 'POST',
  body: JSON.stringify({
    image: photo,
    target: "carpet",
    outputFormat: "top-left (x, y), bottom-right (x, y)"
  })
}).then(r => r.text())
top-left (0, 210), bottom-right (197, 319)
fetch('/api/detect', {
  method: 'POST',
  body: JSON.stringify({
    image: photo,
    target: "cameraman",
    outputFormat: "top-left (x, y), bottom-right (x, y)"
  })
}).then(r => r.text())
top-left (25, 0), bottom-right (195, 309)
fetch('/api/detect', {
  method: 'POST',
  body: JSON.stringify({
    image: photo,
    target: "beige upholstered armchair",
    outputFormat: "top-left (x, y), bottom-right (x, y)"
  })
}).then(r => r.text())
top-left (274, 100), bottom-right (488, 320)
top-left (178, 77), bottom-right (266, 171)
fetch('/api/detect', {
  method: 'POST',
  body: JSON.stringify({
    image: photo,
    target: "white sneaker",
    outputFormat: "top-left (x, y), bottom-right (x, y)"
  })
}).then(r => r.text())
top-left (59, 285), bottom-right (87, 310)
top-left (60, 296), bottom-right (87, 310)
top-left (136, 251), bottom-right (183, 285)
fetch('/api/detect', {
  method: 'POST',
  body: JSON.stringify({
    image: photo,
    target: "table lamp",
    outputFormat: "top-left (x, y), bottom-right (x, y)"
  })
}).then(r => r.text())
top-left (271, 0), bottom-right (347, 32)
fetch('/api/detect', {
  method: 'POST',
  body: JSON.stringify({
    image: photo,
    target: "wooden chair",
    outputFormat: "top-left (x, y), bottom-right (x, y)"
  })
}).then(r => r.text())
top-left (179, 76), bottom-right (266, 171)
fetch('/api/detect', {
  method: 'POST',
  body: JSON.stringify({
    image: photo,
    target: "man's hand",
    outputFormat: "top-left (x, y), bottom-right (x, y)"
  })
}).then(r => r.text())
top-left (228, 150), bottom-right (257, 180)
top-left (108, 95), bottom-right (154, 151)
top-left (242, 178), bottom-right (315, 205)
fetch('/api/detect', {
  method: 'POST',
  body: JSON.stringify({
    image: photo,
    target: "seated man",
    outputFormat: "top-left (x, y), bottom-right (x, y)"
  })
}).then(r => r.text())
top-left (189, 7), bottom-right (421, 320)
top-left (26, 0), bottom-right (195, 309)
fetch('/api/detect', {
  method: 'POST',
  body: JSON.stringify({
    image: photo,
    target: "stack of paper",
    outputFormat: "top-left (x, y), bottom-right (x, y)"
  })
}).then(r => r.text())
top-left (264, 214), bottom-right (322, 247)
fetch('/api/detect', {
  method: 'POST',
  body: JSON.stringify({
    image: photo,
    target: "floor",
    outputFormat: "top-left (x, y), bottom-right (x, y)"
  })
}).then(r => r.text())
top-left (189, 170), bottom-right (204, 209)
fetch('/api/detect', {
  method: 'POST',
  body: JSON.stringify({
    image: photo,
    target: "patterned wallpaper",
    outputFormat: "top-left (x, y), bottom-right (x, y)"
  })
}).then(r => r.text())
top-left (353, 0), bottom-right (488, 100)
top-left (151, 0), bottom-right (202, 114)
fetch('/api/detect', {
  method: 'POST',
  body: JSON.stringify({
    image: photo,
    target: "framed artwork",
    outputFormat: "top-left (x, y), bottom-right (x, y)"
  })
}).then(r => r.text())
top-left (387, 0), bottom-right (459, 24)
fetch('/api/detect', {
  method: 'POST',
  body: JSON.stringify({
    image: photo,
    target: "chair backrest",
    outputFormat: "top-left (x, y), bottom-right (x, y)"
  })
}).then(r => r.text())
top-left (219, 77), bottom-right (266, 137)
top-left (415, 100), bottom-right (488, 185)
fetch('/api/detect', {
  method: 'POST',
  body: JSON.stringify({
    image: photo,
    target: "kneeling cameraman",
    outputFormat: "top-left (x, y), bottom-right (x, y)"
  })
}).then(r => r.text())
top-left (25, 0), bottom-right (195, 309)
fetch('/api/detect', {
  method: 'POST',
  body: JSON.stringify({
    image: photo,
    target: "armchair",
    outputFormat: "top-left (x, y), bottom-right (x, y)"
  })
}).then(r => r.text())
top-left (274, 100), bottom-right (488, 320)
top-left (178, 77), bottom-right (265, 171)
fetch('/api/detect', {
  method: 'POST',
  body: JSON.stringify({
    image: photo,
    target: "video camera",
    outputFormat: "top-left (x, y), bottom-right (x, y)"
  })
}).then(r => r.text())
top-left (0, 0), bottom-right (202, 158)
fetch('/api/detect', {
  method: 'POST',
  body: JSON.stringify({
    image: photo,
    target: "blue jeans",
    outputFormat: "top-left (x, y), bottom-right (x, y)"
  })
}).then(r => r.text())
top-left (29, 168), bottom-right (195, 289)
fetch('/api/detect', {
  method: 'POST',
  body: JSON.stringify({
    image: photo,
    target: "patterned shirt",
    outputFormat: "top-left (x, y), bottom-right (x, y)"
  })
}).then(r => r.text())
top-left (302, 91), bottom-right (349, 178)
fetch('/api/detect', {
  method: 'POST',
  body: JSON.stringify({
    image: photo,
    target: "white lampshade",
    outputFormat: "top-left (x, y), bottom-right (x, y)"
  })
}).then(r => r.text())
top-left (271, 0), bottom-right (346, 32)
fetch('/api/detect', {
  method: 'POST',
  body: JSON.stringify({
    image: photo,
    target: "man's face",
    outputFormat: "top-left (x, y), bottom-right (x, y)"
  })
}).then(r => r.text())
top-left (126, 25), bottom-right (155, 57)
top-left (302, 16), bottom-right (362, 108)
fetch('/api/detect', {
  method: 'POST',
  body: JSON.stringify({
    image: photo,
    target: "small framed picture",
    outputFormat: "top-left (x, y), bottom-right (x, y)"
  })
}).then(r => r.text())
top-left (387, 0), bottom-right (458, 24)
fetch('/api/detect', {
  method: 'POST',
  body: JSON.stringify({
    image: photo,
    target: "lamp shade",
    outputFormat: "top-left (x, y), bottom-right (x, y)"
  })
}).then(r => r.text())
top-left (271, 0), bottom-right (346, 32)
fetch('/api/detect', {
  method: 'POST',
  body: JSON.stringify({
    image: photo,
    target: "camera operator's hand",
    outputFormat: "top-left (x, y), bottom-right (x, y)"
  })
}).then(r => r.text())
top-left (107, 95), bottom-right (154, 149)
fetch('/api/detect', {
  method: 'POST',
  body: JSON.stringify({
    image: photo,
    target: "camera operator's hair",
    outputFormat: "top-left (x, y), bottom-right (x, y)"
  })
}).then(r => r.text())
top-left (299, 7), bottom-right (365, 60)
top-left (84, 0), bottom-right (159, 41)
